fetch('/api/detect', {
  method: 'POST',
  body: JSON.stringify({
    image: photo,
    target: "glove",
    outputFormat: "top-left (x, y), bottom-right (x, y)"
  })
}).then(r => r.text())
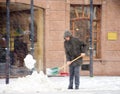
top-left (81, 53), bottom-right (85, 57)
top-left (67, 61), bottom-right (72, 65)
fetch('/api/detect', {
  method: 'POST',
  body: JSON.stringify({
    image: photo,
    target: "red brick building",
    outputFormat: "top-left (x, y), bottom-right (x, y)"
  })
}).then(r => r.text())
top-left (0, 0), bottom-right (120, 76)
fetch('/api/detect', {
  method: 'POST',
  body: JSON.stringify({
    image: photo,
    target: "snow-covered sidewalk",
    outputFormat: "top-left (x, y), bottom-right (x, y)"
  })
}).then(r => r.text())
top-left (0, 71), bottom-right (120, 94)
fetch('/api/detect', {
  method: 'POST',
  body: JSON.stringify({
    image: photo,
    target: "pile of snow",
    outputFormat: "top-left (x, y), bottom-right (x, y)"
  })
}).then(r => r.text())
top-left (1, 54), bottom-right (62, 93)
top-left (2, 71), bottom-right (61, 93)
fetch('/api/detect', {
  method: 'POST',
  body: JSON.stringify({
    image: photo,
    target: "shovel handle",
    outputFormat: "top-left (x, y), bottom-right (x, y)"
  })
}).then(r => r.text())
top-left (71, 55), bottom-right (82, 63)
top-left (59, 55), bottom-right (82, 70)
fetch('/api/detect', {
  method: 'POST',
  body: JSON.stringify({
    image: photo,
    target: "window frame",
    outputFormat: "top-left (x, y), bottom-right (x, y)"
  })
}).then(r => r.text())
top-left (70, 5), bottom-right (101, 59)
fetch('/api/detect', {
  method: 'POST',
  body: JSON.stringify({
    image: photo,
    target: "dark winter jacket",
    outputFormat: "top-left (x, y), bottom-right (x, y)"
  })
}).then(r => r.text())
top-left (64, 37), bottom-right (86, 66)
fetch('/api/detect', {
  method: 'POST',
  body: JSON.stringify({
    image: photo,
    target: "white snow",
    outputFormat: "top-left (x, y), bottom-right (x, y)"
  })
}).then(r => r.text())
top-left (0, 54), bottom-right (120, 93)
top-left (0, 71), bottom-right (60, 93)
top-left (0, 74), bottom-right (120, 94)
top-left (24, 54), bottom-right (36, 70)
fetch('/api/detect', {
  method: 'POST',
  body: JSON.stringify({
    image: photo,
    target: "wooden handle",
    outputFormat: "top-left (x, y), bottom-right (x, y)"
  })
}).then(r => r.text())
top-left (59, 55), bottom-right (82, 70)
top-left (71, 55), bottom-right (82, 63)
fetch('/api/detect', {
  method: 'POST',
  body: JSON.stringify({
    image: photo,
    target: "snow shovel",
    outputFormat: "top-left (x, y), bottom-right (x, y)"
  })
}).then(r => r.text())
top-left (50, 55), bottom-right (83, 75)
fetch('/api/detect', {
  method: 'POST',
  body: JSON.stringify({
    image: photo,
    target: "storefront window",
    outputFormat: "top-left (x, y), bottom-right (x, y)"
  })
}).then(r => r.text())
top-left (0, 2), bottom-right (44, 67)
top-left (70, 5), bottom-right (101, 58)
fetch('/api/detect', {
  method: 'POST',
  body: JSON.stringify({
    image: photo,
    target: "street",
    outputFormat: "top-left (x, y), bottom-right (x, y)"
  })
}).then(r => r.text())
top-left (0, 73), bottom-right (120, 94)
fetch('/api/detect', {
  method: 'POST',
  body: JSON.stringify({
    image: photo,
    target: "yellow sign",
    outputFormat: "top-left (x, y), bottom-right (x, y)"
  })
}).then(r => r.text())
top-left (108, 32), bottom-right (117, 40)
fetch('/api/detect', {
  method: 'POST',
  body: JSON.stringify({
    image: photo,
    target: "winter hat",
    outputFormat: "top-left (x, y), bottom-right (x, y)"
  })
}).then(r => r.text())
top-left (64, 30), bottom-right (72, 38)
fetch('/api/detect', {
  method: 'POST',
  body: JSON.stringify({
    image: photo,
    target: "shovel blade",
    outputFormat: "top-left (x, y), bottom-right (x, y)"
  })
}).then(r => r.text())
top-left (51, 67), bottom-right (59, 75)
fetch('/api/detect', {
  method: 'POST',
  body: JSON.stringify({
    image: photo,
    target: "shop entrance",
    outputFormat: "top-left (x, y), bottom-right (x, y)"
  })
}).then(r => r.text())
top-left (0, 2), bottom-right (44, 77)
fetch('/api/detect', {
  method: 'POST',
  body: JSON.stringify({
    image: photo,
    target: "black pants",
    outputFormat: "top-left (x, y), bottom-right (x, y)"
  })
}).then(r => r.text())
top-left (69, 65), bottom-right (80, 88)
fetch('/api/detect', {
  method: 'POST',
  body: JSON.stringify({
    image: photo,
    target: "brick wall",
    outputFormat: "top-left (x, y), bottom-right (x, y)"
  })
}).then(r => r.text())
top-left (45, 0), bottom-right (66, 68)
top-left (96, 0), bottom-right (120, 75)
top-left (102, 0), bottom-right (120, 61)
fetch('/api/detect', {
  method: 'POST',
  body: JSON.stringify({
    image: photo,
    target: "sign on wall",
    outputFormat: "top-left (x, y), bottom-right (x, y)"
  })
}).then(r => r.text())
top-left (107, 32), bottom-right (117, 40)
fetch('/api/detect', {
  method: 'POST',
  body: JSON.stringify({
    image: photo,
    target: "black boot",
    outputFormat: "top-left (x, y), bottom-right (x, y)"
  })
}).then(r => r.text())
top-left (68, 86), bottom-right (73, 89)
top-left (75, 86), bottom-right (79, 89)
